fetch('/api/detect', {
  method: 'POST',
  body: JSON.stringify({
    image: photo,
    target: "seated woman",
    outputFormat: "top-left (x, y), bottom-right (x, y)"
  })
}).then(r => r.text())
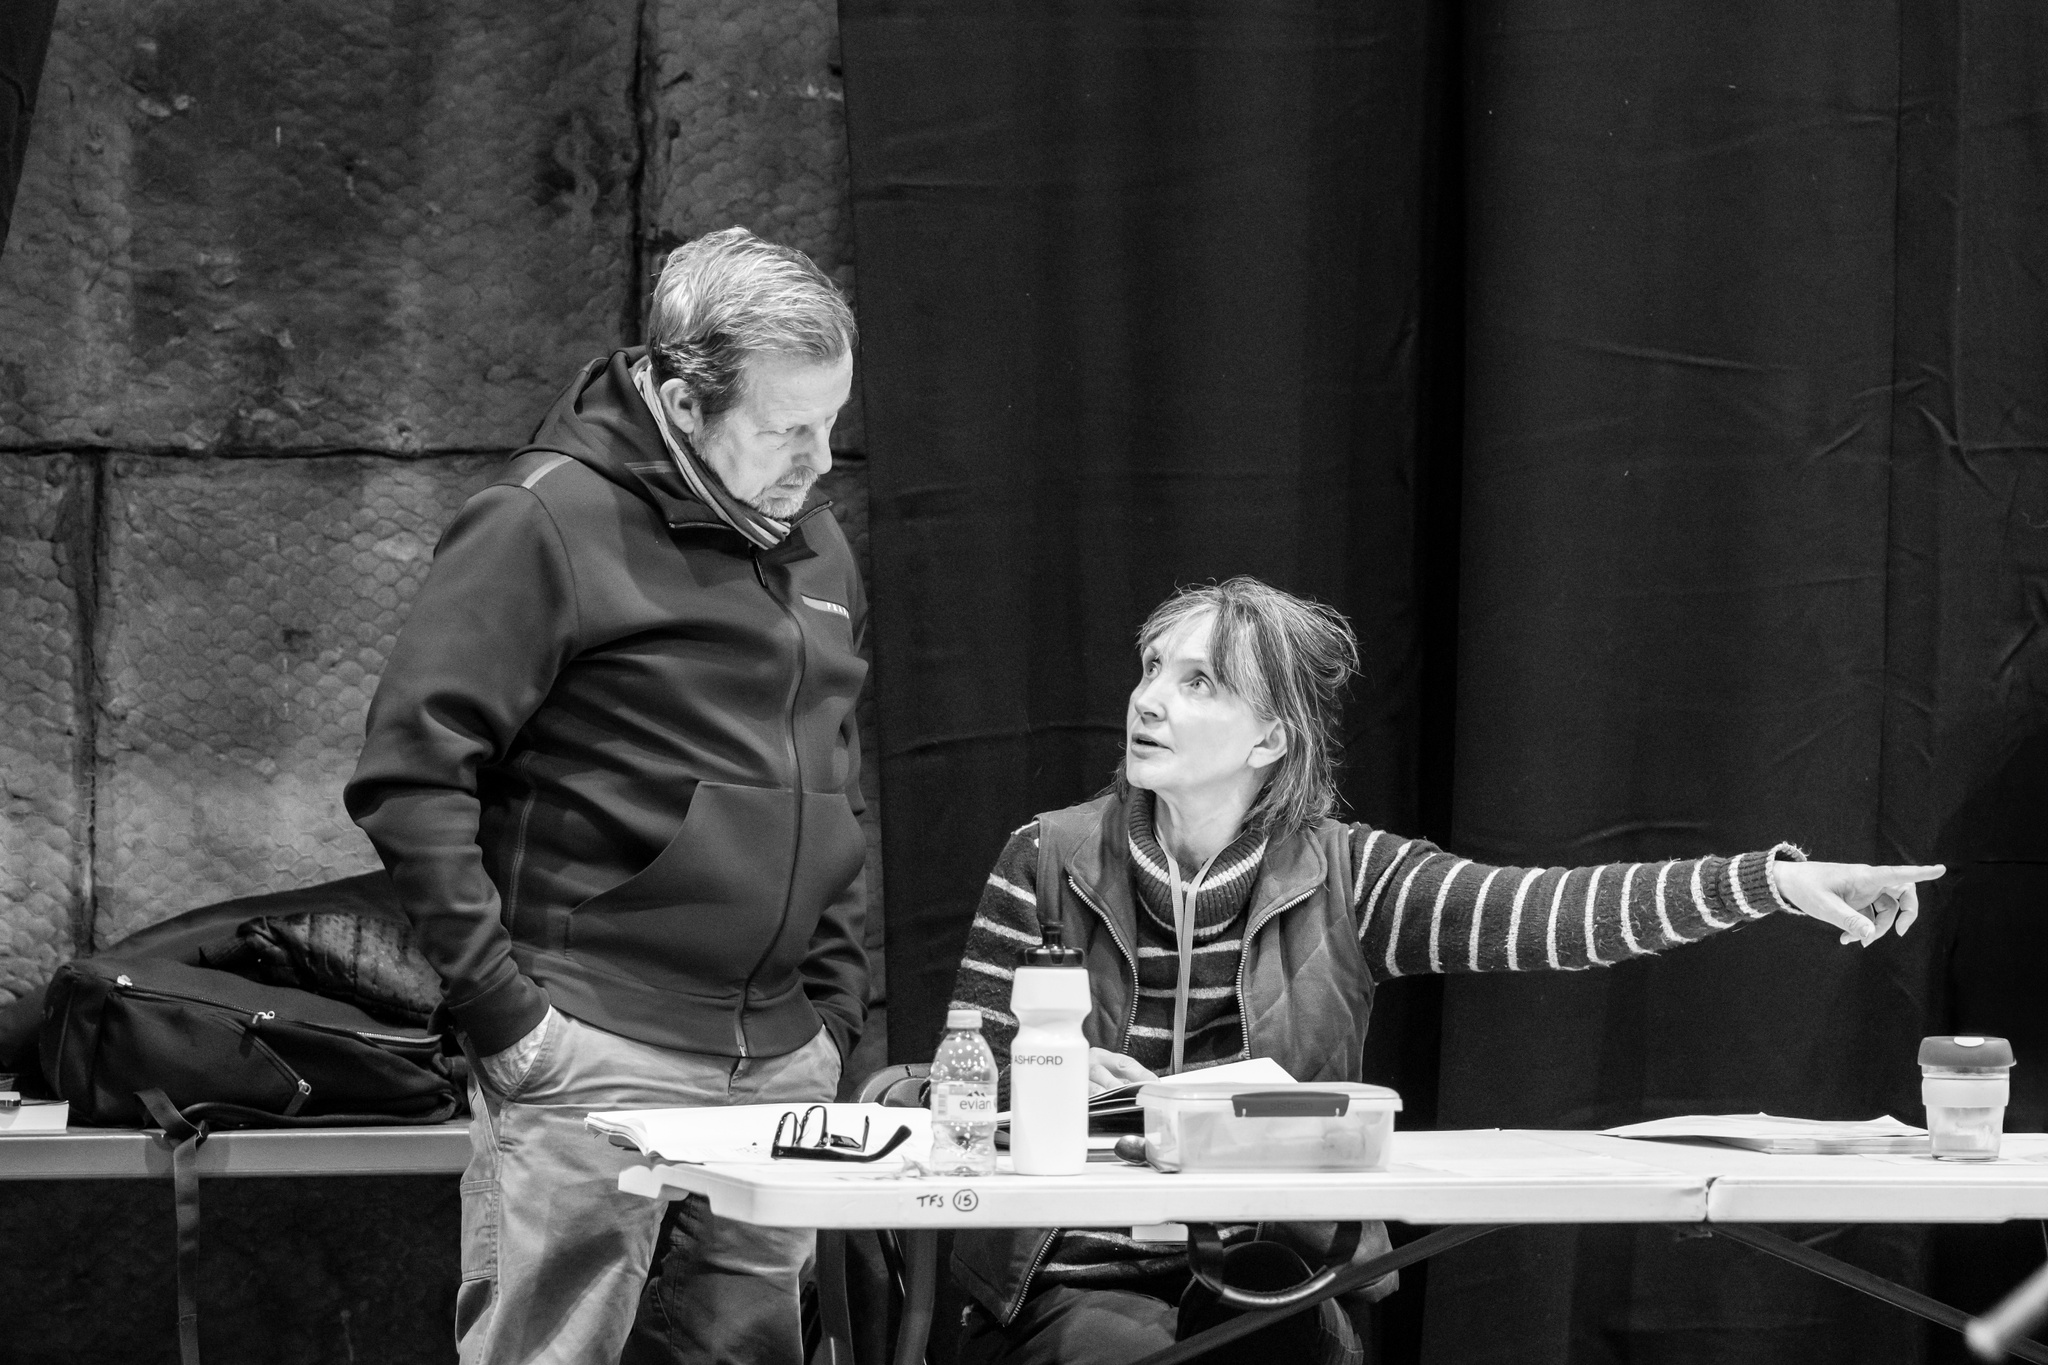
top-left (946, 576), bottom-right (1941, 1365)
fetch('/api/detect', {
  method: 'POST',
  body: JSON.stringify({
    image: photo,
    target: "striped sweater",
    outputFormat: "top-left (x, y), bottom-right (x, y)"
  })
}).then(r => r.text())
top-left (952, 812), bottom-right (1801, 1069)
top-left (948, 807), bottom-right (1800, 1289)
top-left (1115, 793), bottom-right (1267, 1072)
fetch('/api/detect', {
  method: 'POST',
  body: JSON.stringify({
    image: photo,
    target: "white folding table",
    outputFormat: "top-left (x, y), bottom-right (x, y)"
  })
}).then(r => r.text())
top-left (619, 1129), bottom-right (2048, 1365)
top-left (0, 1122), bottom-right (473, 1179)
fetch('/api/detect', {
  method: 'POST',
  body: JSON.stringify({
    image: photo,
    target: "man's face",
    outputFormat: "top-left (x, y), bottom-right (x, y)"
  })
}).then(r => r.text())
top-left (662, 350), bottom-right (853, 519)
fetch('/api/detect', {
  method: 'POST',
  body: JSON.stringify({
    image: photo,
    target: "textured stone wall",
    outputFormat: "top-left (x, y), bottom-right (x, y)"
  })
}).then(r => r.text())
top-left (0, 0), bottom-right (873, 1001)
top-left (0, 456), bottom-right (86, 1006)
top-left (91, 455), bottom-right (500, 943)
top-left (1, 0), bottom-right (865, 1360)
top-left (2, 0), bottom-right (640, 453)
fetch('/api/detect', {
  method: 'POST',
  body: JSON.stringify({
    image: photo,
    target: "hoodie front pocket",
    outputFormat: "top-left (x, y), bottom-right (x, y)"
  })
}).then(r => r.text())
top-left (566, 782), bottom-right (801, 994)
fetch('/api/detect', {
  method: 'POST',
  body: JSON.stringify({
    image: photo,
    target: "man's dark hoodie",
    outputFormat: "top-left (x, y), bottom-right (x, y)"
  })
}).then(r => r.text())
top-left (346, 349), bottom-right (869, 1060)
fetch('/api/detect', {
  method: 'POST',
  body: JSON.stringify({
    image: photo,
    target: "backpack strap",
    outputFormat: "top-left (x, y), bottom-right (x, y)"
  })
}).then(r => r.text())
top-left (181, 1096), bottom-right (461, 1128)
top-left (137, 1087), bottom-right (208, 1365)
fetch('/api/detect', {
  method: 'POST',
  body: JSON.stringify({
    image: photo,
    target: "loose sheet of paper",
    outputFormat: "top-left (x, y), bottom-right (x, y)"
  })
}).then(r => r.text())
top-left (1602, 1113), bottom-right (1928, 1154)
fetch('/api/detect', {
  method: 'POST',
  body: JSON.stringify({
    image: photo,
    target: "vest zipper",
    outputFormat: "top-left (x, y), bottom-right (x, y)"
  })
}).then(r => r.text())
top-left (735, 552), bottom-right (809, 1058)
top-left (1231, 887), bottom-right (1318, 1060)
top-left (1006, 1229), bottom-right (1062, 1326)
top-left (1062, 873), bottom-right (1139, 1050)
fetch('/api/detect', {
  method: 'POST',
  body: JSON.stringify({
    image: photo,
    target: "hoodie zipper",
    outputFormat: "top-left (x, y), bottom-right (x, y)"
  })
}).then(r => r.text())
top-left (1231, 887), bottom-right (1318, 1060)
top-left (1002, 872), bottom-right (1137, 1318)
top-left (735, 551), bottom-right (810, 1058)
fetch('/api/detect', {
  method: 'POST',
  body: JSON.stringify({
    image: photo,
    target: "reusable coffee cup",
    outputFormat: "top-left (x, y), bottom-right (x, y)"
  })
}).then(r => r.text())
top-left (1919, 1035), bottom-right (2014, 1161)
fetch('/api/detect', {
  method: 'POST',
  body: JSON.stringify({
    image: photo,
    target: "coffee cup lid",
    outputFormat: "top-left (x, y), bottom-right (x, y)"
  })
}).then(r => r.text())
top-left (1919, 1035), bottom-right (2014, 1068)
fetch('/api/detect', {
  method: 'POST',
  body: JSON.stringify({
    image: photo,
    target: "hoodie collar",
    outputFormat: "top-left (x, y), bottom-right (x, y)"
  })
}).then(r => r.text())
top-left (521, 349), bottom-right (820, 562)
top-left (628, 356), bottom-right (791, 550)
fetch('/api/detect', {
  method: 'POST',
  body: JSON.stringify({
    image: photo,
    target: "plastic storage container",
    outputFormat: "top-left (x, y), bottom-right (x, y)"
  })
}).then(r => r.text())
top-left (1920, 1035), bottom-right (2015, 1161)
top-left (1137, 1080), bottom-right (1401, 1173)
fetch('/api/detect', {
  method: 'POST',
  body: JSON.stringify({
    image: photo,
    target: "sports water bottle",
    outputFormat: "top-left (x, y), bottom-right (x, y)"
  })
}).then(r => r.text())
top-left (1008, 921), bottom-right (1090, 1175)
top-left (928, 1008), bottom-right (999, 1175)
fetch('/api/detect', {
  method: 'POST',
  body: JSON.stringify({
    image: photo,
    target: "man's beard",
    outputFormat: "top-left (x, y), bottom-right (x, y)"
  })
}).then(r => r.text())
top-left (752, 474), bottom-right (817, 518)
top-left (682, 426), bottom-right (813, 518)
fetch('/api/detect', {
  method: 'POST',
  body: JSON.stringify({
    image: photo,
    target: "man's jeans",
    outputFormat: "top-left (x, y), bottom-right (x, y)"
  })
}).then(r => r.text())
top-left (456, 1009), bottom-right (841, 1365)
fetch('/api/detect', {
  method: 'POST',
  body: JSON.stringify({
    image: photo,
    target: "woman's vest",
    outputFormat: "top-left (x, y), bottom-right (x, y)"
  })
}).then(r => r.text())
top-left (950, 792), bottom-right (1385, 1325)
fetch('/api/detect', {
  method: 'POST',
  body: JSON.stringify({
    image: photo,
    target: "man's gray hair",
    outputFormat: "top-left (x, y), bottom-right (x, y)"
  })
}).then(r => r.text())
top-left (646, 227), bottom-right (857, 417)
top-left (1131, 577), bottom-right (1360, 838)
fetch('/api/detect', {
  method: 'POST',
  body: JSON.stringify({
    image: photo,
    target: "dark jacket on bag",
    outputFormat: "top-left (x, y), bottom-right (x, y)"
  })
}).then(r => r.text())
top-left (345, 348), bottom-right (870, 1061)
top-left (951, 794), bottom-right (1392, 1325)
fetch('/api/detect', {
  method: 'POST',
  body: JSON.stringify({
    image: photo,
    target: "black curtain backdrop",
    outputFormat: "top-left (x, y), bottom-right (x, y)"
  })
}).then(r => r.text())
top-left (840, 2), bottom-right (1463, 1081)
top-left (841, 2), bottom-right (2048, 1363)
top-left (0, 0), bottom-right (60, 254)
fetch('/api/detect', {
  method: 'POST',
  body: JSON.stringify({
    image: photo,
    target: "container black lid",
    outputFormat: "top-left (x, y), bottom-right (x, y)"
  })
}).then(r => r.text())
top-left (1025, 920), bottom-right (1083, 967)
top-left (1919, 1035), bottom-right (2015, 1068)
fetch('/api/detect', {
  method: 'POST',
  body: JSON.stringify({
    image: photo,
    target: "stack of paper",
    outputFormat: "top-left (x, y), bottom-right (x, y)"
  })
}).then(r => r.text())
top-left (1603, 1113), bottom-right (1929, 1154)
top-left (0, 1095), bottom-right (68, 1134)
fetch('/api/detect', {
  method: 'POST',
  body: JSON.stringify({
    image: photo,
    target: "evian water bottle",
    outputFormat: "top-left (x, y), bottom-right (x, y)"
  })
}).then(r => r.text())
top-left (1008, 921), bottom-right (1090, 1175)
top-left (929, 1008), bottom-right (999, 1175)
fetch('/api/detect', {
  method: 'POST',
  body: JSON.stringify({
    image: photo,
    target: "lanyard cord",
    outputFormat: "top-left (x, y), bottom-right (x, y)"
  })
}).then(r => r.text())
top-left (1164, 846), bottom-right (1225, 1076)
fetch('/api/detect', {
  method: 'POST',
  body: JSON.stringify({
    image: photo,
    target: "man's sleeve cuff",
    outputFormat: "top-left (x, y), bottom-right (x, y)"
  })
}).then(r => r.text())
top-left (453, 975), bottom-right (552, 1056)
top-left (817, 1005), bottom-right (861, 1065)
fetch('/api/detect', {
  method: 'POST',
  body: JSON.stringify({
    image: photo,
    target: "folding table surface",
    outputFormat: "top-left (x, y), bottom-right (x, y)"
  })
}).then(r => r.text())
top-left (1528, 1130), bottom-right (2048, 1222)
top-left (616, 1127), bottom-right (2048, 1365)
top-left (617, 1128), bottom-right (1713, 1226)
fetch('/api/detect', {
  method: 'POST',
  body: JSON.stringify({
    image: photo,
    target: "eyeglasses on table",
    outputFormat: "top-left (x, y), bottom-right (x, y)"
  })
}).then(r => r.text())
top-left (771, 1105), bottom-right (913, 1163)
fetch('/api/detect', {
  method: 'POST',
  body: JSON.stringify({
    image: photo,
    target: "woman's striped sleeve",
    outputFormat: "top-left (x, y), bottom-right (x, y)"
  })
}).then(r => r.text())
top-left (1349, 824), bottom-right (1805, 980)
top-left (945, 821), bottom-right (1045, 1067)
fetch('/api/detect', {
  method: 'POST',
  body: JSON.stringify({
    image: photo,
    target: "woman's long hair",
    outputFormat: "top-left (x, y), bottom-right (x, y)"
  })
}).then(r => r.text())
top-left (1120, 577), bottom-right (1360, 838)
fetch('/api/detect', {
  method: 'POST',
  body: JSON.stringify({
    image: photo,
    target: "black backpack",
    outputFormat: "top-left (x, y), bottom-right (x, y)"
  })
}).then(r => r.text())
top-left (40, 955), bottom-right (459, 1129)
top-left (29, 878), bottom-right (463, 1365)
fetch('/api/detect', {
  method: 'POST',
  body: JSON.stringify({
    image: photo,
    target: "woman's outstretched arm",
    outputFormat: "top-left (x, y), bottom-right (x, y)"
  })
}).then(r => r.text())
top-left (1349, 827), bottom-right (1940, 980)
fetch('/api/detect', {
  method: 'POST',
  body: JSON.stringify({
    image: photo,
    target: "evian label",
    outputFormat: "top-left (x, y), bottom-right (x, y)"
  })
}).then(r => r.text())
top-left (932, 1087), bottom-right (996, 1122)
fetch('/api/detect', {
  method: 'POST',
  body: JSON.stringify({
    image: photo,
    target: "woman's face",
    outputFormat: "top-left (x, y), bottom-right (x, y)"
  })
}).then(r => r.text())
top-left (1124, 609), bottom-right (1284, 806)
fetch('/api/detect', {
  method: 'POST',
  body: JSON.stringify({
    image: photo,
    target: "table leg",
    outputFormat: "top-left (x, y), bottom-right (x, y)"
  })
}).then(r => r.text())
top-left (813, 1229), bottom-right (855, 1365)
top-left (1969, 1258), bottom-right (2048, 1361)
top-left (892, 1228), bottom-right (940, 1365)
top-left (1710, 1223), bottom-right (2048, 1365)
top-left (1128, 1224), bottom-right (1503, 1365)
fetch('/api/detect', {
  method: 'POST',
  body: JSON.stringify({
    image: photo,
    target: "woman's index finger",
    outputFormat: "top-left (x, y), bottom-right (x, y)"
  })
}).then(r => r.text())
top-left (1881, 864), bottom-right (1947, 883)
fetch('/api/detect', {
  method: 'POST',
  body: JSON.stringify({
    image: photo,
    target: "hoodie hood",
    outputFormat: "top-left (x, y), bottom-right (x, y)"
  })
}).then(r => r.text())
top-left (522, 347), bottom-right (757, 538)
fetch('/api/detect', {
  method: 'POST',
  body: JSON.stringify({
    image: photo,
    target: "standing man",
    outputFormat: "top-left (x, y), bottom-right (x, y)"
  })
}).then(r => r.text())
top-left (346, 227), bottom-right (869, 1365)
